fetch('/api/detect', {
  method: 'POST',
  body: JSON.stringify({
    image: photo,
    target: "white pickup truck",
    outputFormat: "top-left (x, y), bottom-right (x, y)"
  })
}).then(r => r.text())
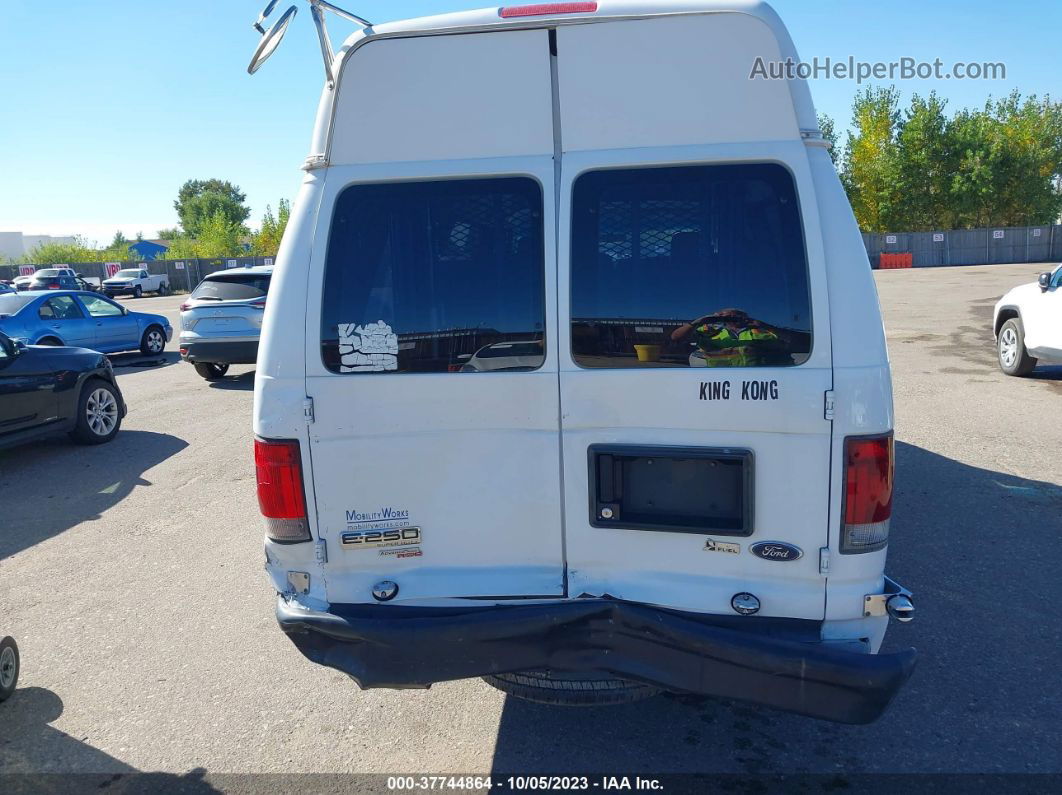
top-left (102, 267), bottom-right (170, 299)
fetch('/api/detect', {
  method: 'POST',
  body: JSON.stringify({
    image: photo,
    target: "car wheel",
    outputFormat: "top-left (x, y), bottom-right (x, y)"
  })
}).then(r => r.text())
top-left (0, 637), bottom-right (18, 703)
top-left (133, 285), bottom-right (142, 299)
top-left (194, 362), bottom-right (230, 381)
top-left (37, 337), bottom-right (62, 346)
top-left (70, 379), bottom-right (122, 445)
top-left (157, 283), bottom-right (168, 296)
top-left (483, 670), bottom-right (661, 706)
top-left (140, 325), bottom-right (166, 356)
top-left (997, 318), bottom-right (1036, 376)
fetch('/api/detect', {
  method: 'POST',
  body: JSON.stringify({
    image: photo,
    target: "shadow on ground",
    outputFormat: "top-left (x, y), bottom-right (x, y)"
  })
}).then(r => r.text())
top-left (0, 430), bottom-right (188, 558)
top-left (207, 370), bottom-right (256, 391)
top-left (107, 351), bottom-right (181, 373)
top-left (0, 687), bottom-right (219, 792)
top-left (1029, 364), bottom-right (1062, 384)
top-left (489, 441), bottom-right (1062, 775)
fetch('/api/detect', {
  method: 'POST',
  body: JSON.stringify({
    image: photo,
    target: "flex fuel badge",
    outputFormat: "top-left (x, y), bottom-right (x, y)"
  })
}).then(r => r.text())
top-left (704, 539), bottom-right (740, 555)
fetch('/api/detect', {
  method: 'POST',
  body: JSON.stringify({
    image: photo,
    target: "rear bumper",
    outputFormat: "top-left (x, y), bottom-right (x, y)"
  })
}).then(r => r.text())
top-left (179, 339), bottom-right (259, 364)
top-left (276, 596), bottom-right (916, 724)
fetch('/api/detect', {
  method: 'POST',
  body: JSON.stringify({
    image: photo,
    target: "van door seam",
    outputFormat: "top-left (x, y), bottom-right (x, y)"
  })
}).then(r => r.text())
top-left (548, 27), bottom-right (569, 597)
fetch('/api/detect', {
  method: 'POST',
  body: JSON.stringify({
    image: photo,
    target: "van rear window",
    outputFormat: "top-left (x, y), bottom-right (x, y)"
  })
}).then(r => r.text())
top-left (321, 177), bottom-right (545, 374)
top-left (570, 164), bottom-right (812, 369)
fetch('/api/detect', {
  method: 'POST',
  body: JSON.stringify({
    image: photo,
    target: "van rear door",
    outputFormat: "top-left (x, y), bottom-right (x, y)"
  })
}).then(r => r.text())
top-left (554, 17), bottom-right (833, 619)
top-left (303, 30), bottom-right (564, 602)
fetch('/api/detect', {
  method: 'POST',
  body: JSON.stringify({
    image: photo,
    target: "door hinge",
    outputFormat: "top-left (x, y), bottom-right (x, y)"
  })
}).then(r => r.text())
top-left (303, 397), bottom-right (315, 423)
top-left (824, 390), bottom-right (835, 421)
top-left (819, 546), bottom-right (831, 575)
top-left (301, 153), bottom-right (329, 171)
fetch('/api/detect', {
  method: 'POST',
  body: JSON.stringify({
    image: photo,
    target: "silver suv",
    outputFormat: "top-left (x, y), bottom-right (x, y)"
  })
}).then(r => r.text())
top-left (179, 266), bottom-right (272, 380)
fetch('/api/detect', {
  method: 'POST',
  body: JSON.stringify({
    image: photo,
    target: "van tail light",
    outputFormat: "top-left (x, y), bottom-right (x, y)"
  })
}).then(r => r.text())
top-left (841, 434), bottom-right (893, 553)
top-left (254, 437), bottom-right (311, 543)
top-left (499, 2), bottom-right (597, 18)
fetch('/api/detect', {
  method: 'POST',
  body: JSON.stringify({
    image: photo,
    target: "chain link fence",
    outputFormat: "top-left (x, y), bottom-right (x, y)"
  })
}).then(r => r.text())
top-left (863, 224), bottom-right (1062, 268)
top-left (0, 256), bottom-right (275, 293)
top-left (5, 225), bottom-right (1060, 284)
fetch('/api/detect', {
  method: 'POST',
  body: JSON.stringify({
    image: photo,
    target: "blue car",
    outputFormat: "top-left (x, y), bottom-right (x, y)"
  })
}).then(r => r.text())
top-left (0, 290), bottom-right (172, 355)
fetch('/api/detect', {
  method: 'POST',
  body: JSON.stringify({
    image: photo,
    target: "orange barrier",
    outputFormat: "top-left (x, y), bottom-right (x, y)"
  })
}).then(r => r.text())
top-left (879, 252), bottom-right (913, 269)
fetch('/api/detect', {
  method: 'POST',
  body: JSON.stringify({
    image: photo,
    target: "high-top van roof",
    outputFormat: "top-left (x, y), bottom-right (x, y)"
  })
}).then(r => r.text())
top-left (307, 1), bottom-right (819, 167)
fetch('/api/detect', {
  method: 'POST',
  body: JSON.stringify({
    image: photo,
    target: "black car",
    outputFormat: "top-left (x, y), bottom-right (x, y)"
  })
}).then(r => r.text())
top-left (0, 330), bottom-right (126, 450)
top-left (28, 270), bottom-right (80, 291)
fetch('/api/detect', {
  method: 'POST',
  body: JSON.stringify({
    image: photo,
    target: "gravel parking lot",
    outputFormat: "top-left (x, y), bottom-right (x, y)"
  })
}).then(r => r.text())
top-left (1, 264), bottom-right (1060, 780)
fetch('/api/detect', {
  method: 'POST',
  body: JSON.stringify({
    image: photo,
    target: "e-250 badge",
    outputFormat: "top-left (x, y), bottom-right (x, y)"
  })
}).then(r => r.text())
top-left (341, 526), bottom-right (421, 549)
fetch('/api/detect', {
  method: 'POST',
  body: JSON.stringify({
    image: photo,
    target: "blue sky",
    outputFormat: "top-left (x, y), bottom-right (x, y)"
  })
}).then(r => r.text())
top-left (0, 0), bottom-right (1058, 244)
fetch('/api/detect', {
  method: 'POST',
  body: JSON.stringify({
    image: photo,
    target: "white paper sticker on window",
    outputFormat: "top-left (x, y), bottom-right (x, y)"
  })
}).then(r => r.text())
top-left (339, 321), bottom-right (399, 372)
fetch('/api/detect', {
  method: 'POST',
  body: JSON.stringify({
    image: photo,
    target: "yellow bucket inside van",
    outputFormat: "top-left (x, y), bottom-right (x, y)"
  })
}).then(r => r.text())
top-left (633, 344), bottom-right (662, 362)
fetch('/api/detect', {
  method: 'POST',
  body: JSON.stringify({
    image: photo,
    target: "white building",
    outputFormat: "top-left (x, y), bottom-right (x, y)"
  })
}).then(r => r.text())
top-left (0, 232), bottom-right (77, 262)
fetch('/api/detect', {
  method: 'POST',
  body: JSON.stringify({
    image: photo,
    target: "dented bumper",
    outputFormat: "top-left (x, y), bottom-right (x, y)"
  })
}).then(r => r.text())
top-left (276, 596), bottom-right (916, 724)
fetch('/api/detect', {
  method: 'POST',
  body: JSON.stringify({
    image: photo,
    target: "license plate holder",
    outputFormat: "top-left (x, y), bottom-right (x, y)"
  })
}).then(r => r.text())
top-left (589, 444), bottom-right (753, 536)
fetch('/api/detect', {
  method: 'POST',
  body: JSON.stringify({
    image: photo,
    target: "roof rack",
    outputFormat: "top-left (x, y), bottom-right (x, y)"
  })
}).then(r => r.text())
top-left (247, 0), bottom-right (371, 88)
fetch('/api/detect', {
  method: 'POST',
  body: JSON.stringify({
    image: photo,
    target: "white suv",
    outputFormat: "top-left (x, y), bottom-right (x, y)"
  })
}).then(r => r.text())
top-left (251, 1), bottom-right (915, 724)
top-left (179, 266), bottom-right (272, 380)
top-left (994, 264), bottom-right (1062, 376)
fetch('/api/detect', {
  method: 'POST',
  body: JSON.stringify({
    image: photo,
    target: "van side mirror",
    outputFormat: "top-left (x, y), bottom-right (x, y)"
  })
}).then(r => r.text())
top-left (1038, 272), bottom-right (1051, 291)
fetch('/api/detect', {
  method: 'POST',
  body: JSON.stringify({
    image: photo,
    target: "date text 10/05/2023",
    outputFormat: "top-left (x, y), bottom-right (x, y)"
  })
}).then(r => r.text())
top-left (386, 776), bottom-right (663, 791)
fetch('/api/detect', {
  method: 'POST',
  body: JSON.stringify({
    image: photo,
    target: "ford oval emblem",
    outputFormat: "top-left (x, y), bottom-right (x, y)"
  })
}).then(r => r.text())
top-left (750, 541), bottom-right (803, 562)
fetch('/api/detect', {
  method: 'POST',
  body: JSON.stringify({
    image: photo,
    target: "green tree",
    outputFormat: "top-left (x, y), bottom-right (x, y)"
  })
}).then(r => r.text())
top-left (892, 92), bottom-right (953, 230)
top-left (841, 86), bottom-right (902, 233)
top-left (157, 234), bottom-right (201, 261)
top-left (947, 106), bottom-right (998, 228)
top-left (25, 236), bottom-right (99, 265)
top-left (194, 210), bottom-right (243, 258)
top-left (109, 230), bottom-right (130, 249)
top-left (156, 227), bottom-right (181, 240)
top-left (817, 112), bottom-right (839, 167)
top-left (945, 92), bottom-right (1062, 228)
top-left (250, 199), bottom-right (290, 257)
top-left (174, 179), bottom-right (251, 237)
top-left (837, 87), bottom-right (1062, 231)
top-left (97, 244), bottom-right (135, 262)
top-left (156, 213), bottom-right (246, 261)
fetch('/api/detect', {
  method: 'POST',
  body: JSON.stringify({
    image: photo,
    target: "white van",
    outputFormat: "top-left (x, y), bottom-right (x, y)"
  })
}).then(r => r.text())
top-left (253, 0), bottom-right (916, 723)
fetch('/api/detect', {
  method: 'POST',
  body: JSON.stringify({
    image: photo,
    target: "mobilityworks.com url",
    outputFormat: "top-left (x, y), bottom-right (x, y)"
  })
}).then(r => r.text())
top-left (750, 56), bottom-right (1006, 83)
